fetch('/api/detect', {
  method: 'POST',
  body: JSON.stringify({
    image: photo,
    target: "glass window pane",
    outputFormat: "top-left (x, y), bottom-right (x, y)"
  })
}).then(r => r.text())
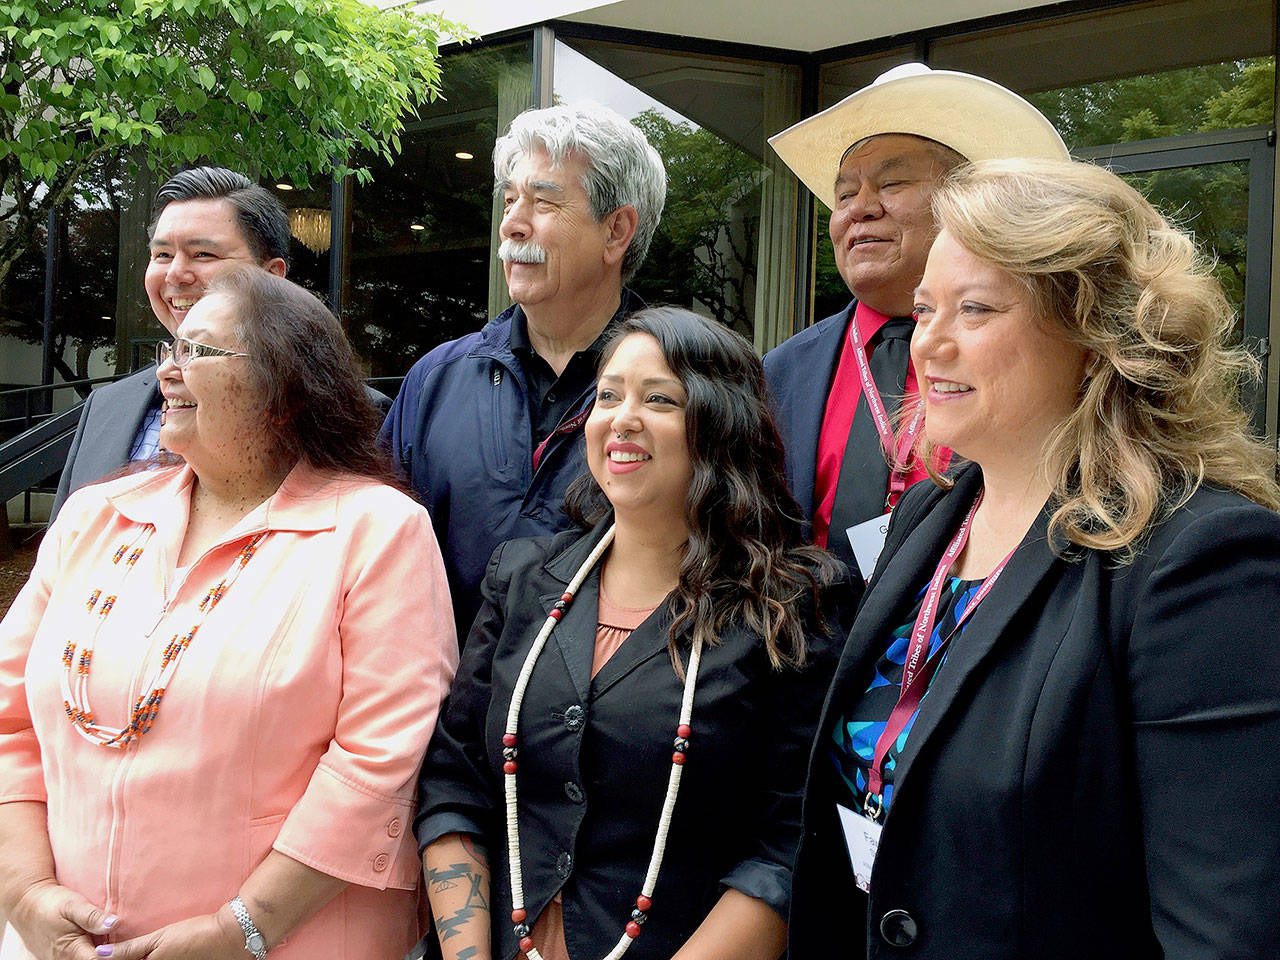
top-left (272, 179), bottom-right (331, 302)
top-left (928, 0), bottom-right (1272, 103)
top-left (556, 38), bottom-right (802, 350)
top-left (343, 41), bottom-right (531, 377)
top-left (1028, 58), bottom-right (1274, 149)
top-left (818, 47), bottom-right (919, 110)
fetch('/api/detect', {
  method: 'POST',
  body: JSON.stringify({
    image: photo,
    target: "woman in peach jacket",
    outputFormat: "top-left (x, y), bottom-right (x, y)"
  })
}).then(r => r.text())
top-left (0, 269), bottom-right (457, 960)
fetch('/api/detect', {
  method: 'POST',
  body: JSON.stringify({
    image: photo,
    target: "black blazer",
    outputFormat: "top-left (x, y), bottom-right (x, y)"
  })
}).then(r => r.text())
top-left (764, 301), bottom-right (903, 538)
top-left (416, 521), bottom-right (846, 960)
top-left (789, 464), bottom-right (1280, 960)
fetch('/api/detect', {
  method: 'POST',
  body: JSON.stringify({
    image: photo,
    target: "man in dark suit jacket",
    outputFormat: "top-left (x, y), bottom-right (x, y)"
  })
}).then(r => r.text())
top-left (762, 64), bottom-right (1067, 573)
top-left (51, 167), bottom-right (290, 520)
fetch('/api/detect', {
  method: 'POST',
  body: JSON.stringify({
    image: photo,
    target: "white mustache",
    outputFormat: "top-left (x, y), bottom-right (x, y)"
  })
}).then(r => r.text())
top-left (498, 239), bottom-right (547, 264)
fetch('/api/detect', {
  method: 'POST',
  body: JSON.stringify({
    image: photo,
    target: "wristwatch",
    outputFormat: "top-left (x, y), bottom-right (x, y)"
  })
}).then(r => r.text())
top-left (229, 896), bottom-right (268, 959)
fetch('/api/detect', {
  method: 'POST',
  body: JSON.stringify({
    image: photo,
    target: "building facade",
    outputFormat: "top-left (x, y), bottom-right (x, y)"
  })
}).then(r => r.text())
top-left (3, 0), bottom-right (1277, 446)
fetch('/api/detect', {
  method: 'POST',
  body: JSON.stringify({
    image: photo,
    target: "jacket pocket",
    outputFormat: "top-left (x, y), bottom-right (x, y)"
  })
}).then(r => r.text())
top-left (487, 365), bottom-right (513, 472)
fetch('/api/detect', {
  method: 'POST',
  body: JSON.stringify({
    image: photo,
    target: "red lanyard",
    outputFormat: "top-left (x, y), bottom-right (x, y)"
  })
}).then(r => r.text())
top-left (531, 405), bottom-right (591, 472)
top-left (864, 489), bottom-right (1013, 814)
top-left (848, 318), bottom-right (923, 508)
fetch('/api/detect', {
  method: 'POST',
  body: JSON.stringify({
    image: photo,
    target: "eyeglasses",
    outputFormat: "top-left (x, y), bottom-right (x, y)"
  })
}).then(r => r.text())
top-left (156, 338), bottom-right (250, 368)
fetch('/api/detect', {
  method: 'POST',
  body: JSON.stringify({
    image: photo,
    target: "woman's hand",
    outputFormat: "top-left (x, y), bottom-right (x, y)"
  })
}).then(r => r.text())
top-left (106, 906), bottom-right (243, 960)
top-left (8, 879), bottom-right (118, 960)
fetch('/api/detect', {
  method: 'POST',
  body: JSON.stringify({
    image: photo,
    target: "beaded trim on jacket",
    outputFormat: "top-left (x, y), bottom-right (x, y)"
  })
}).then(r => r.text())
top-left (59, 529), bottom-right (267, 748)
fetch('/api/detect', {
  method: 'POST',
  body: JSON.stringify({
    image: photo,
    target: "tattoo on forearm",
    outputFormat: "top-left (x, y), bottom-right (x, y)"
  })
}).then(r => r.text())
top-left (437, 906), bottom-right (477, 941)
top-left (460, 834), bottom-right (488, 869)
top-left (429, 839), bottom-right (491, 958)
top-left (467, 872), bottom-right (488, 911)
top-left (427, 862), bottom-right (472, 892)
top-left (429, 862), bottom-right (490, 943)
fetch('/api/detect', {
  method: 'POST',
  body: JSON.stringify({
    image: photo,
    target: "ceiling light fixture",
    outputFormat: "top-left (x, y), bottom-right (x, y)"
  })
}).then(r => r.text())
top-left (289, 207), bottom-right (331, 253)
top-left (275, 183), bottom-right (294, 191)
top-left (410, 223), bottom-right (426, 231)
top-left (454, 151), bottom-right (474, 161)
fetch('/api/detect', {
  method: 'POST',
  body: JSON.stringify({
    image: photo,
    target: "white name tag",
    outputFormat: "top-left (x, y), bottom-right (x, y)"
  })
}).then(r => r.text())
top-left (836, 803), bottom-right (882, 893)
top-left (846, 514), bottom-right (891, 582)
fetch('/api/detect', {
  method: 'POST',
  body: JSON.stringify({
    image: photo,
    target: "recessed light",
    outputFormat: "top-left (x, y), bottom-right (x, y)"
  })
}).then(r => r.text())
top-left (410, 223), bottom-right (425, 231)
top-left (275, 183), bottom-right (294, 191)
top-left (100, 315), bottom-right (111, 320)
top-left (454, 151), bottom-right (474, 161)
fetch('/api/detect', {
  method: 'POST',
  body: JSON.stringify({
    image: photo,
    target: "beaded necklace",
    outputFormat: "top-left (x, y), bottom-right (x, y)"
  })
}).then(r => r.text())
top-left (503, 524), bottom-right (703, 960)
top-left (60, 529), bottom-right (267, 748)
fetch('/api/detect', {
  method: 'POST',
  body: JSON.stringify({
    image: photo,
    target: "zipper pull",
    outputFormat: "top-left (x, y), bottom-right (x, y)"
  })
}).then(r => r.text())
top-left (493, 368), bottom-right (503, 386)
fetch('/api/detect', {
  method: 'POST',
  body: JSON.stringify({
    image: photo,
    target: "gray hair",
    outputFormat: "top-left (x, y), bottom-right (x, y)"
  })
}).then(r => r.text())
top-left (493, 103), bottom-right (667, 281)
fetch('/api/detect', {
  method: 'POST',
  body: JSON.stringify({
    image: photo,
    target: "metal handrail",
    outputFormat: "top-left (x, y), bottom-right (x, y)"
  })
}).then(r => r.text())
top-left (0, 373), bottom-right (134, 435)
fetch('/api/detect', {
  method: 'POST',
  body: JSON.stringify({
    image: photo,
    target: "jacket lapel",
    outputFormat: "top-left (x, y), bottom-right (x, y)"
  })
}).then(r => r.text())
top-left (589, 606), bottom-right (673, 698)
top-left (822, 469), bottom-right (978, 727)
top-left (789, 304), bottom-right (853, 521)
top-left (542, 519), bottom-right (615, 703)
top-left (884, 476), bottom-right (1063, 804)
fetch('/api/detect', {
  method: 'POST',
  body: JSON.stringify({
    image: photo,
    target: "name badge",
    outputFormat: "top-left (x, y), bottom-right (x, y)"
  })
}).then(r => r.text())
top-left (846, 514), bottom-right (890, 582)
top-left (836, 803), bottom-right (882, 893)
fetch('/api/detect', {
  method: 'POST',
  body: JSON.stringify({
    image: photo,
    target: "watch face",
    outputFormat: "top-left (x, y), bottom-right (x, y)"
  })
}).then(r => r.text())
top-left (247, 933), bottom-right (266, 953)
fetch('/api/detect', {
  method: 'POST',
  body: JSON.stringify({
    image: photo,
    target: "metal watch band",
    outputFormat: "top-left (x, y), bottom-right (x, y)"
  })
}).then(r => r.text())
top-left (229, 895), bottom-right (268, 960)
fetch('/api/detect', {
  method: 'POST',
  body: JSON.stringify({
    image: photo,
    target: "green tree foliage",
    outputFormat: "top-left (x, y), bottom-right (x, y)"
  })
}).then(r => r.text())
top-left (0, 0), bottom-right (468, 289)
top-left (1028, 58), bottom-right (1274, 316)
top-left (630, 109), bottom-right (761, 338)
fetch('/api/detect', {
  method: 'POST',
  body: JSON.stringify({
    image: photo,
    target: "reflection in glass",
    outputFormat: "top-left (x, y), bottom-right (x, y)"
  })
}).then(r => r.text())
top-left (275, 178), bottom-right (331, 306)
top-left (1028, 58), bottom-right (1274, 149)
top-left (0, 152), bottom-right (131, 400)
top-left (556, 39), bottom-right (801, 350)
top-left (343, 42), bottom-right (531, 378)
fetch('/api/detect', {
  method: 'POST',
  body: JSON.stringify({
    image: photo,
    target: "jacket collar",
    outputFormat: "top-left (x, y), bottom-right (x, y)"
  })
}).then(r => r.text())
top-left (105, 460), bottom-right (341, 539)
top-left (540, 515), bottom-right (677, 701)
top-left (467, 289), bottom-right (645, 365)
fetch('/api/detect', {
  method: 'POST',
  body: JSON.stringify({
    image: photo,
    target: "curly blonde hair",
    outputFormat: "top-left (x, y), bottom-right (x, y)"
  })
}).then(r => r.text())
top-left (925, 158), bottom-right (1279, 554)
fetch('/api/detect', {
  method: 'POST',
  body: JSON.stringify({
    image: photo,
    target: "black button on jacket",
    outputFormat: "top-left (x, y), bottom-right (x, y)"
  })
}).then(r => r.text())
top-left (417, 519), bottom-right (849, 960)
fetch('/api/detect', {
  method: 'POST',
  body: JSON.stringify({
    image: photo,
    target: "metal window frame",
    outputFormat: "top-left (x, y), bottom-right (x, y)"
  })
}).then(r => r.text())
top-left (1076, 125), bottom-right (1276, 432)
top-left (310, 1), bottom-right (1275, 388)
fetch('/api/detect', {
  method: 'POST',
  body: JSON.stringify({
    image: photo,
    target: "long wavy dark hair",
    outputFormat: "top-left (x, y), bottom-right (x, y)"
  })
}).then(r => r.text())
top-left (208, 267), bottom-right (400, 485)
top-left (567, 306), bottom-right (844, 672)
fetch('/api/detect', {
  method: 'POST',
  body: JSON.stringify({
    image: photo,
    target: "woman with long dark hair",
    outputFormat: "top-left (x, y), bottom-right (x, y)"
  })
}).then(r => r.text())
top-left (0, 268), bottom-right (457, 960)
top-left (416, 306), bottom-right (848, 960)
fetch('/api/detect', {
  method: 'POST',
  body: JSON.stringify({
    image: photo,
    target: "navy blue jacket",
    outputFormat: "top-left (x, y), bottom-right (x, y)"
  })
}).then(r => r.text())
top-left (762, 303), bottom-right (851, 525)
top-left (380, 294), bottom-right (639, 636)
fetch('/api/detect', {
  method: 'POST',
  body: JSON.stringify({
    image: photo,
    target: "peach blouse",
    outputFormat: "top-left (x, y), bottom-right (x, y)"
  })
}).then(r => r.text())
top-left (0, 463), bottom-right (458, 959)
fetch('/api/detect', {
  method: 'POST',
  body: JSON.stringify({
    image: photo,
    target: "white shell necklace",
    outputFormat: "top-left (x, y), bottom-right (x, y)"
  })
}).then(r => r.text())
top-left (502, 524), bottom-right (704, 960)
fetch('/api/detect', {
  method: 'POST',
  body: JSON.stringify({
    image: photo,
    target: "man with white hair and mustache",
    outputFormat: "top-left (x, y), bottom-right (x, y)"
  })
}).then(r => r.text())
top-left (381, 102), bottom-right (666, 636)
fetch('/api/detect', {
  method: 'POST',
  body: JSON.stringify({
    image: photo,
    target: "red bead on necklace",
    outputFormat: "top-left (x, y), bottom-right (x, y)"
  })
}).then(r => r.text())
top-left (503, 525), bottom-right (703, 960)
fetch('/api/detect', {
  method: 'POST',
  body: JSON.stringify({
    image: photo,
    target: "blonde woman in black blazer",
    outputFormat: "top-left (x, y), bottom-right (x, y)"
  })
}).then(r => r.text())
top-left (789, 159), bottom-right (1280, 960)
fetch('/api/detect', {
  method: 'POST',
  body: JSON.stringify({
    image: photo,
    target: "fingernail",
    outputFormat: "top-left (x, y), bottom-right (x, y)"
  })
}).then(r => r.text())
top-left (97, 947), bottom-right (114, 957)
top-left (102, 915), bottom-right (119, 929)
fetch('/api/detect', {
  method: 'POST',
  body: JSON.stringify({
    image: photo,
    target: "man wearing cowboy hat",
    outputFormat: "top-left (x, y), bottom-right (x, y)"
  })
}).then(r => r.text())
top-left (763, 63), bottom-right (1067, 578)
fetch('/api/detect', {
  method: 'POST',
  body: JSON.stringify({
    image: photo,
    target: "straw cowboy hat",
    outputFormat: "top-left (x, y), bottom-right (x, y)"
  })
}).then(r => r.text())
top-left (769, 63), bottom-right (1069, 206)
